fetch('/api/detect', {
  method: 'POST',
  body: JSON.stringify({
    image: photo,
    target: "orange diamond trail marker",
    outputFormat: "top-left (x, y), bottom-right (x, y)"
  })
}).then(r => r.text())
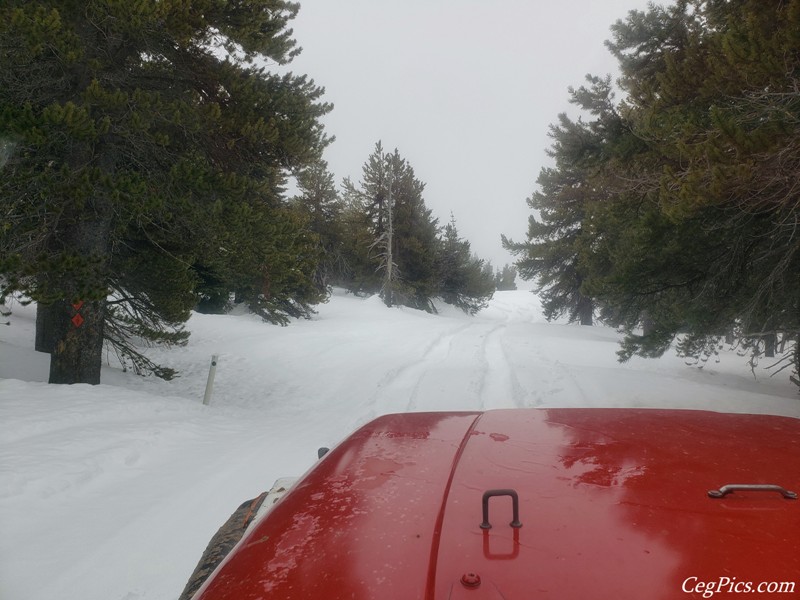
top-left (71, 313), bottom-right (84, 328)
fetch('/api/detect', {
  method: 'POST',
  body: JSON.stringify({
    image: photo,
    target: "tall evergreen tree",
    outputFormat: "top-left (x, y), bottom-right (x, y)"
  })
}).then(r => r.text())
top-left (599, 0), bottom-right (800, 381)
top-left (439, 215), bottom-right (495, 314)
top-left (503, 76), bottom-right (625, 326)
top-left (341, 141), bottom-right (394, 299)
top-left (337, 195), bottom-right (383, 296)
top-left (495, 264), bottom-right (518, 291)
top-left (0, 1), bottom-right (331, 383)
top-left (291, 159), bottom-right (345, 289)
top-left (341, 143), bottom-right (440, 310)
top-left (508, 0), bottom-right (800, 387)
top-left (388, 150), bottom-right (440, 310)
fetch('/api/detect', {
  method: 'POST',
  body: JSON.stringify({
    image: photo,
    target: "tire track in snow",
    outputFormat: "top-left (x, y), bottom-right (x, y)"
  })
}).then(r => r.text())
top-left (523, 340), bottom-right (590, 407)
top-left (364, 294), bottom-right (543, 417)
top-left (365, 322), bottom-right (476, 417)
top-left (475, 323), bottom-right (526, 410)
top-left (551, 359), bottom-right (590, 405)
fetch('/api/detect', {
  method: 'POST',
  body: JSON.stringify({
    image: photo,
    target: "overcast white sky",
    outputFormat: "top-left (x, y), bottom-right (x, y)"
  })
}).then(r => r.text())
top-left (285, 0), bottom-right (657, 271)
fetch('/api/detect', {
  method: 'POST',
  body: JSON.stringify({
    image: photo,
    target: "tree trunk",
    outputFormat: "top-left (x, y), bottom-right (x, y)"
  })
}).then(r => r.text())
top-left (47, 298), bottom-right (106, 384)
top-left (578, 294), bottom-right (593, 326)
top-left (35, 303), bottom-right (58, 353)
top-left (763, 333), bottom-right (776, 358)
top-left (641, 312), bottom-right (656, 337)
top-left (41, 201), bottom-right (112, 384)
top-left (31, 132), bottom-right (114, 384)
top-left (383, 178), bottom-right (394, 308)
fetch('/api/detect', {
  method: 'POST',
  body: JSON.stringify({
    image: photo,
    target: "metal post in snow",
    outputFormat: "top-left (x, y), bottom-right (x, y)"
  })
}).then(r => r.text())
top-left (203, 354), bottom-right (219, 405)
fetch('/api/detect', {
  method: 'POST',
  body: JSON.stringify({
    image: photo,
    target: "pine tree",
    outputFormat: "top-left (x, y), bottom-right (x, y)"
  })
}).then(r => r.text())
top-left (495, 264), bottom-right (518, 291)
top-left (338, 195), bottom-right (383, 296)
top-left (388, 150), bottom-right (440, 310)
top-left (341, 142), bottom-right (397, 302)
top-left (507, 0), bottom-right (800, 386)
top-left (503, 76), bottom-right (625, 326)
top-left (0, 1), bottom-right (331, 383)
top-left (439, 215), bottom-right (494, 314)
top-left (341, 143), bottom-right (441, 311)
top-left (291, 159), bottom-right (345, 289)
top-left (599, 0), bottom-right (800, 383)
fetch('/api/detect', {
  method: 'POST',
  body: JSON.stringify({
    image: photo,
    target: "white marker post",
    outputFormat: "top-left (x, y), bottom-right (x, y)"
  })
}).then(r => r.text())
top-left (203, 354), bottom-right (219, 406)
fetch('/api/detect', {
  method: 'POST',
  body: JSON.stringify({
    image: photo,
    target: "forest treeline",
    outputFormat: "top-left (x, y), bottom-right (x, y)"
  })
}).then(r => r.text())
top-left (289, 142), bottom-right (512, 315)
top-left (197, 141), bottom-right (513, 319)
top-left (0, 1), bottom-right (512, 384)
top-left (504, 0), bottom-right (799, 388)
top-left (1, 1), bottom-right (797, 389)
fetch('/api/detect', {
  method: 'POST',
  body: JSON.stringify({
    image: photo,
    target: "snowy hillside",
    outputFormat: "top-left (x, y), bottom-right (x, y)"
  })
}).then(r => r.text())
top-left (1, 289), bottom-right (797, 600)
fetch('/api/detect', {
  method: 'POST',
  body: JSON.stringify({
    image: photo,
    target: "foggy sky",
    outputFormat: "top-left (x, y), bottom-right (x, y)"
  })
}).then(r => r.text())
top-left (285, 0), bottom-right (657, 273)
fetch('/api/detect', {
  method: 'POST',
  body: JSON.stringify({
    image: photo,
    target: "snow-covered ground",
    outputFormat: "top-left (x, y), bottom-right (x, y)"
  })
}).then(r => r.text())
top-left (1, 289), bottom-right (797, 600)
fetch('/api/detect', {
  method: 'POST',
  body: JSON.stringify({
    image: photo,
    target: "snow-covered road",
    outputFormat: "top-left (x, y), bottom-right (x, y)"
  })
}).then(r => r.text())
top-left (1, 290), bottom-right (797, 600)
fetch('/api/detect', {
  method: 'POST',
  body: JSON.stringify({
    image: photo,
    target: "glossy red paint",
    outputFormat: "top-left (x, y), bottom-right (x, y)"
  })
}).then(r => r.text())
top-left (192, 409), bottom-right (800, 600)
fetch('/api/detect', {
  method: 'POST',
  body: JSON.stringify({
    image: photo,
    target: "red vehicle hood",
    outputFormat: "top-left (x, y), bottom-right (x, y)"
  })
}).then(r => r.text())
top-left (193, 409), bottom-right (800, 599)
